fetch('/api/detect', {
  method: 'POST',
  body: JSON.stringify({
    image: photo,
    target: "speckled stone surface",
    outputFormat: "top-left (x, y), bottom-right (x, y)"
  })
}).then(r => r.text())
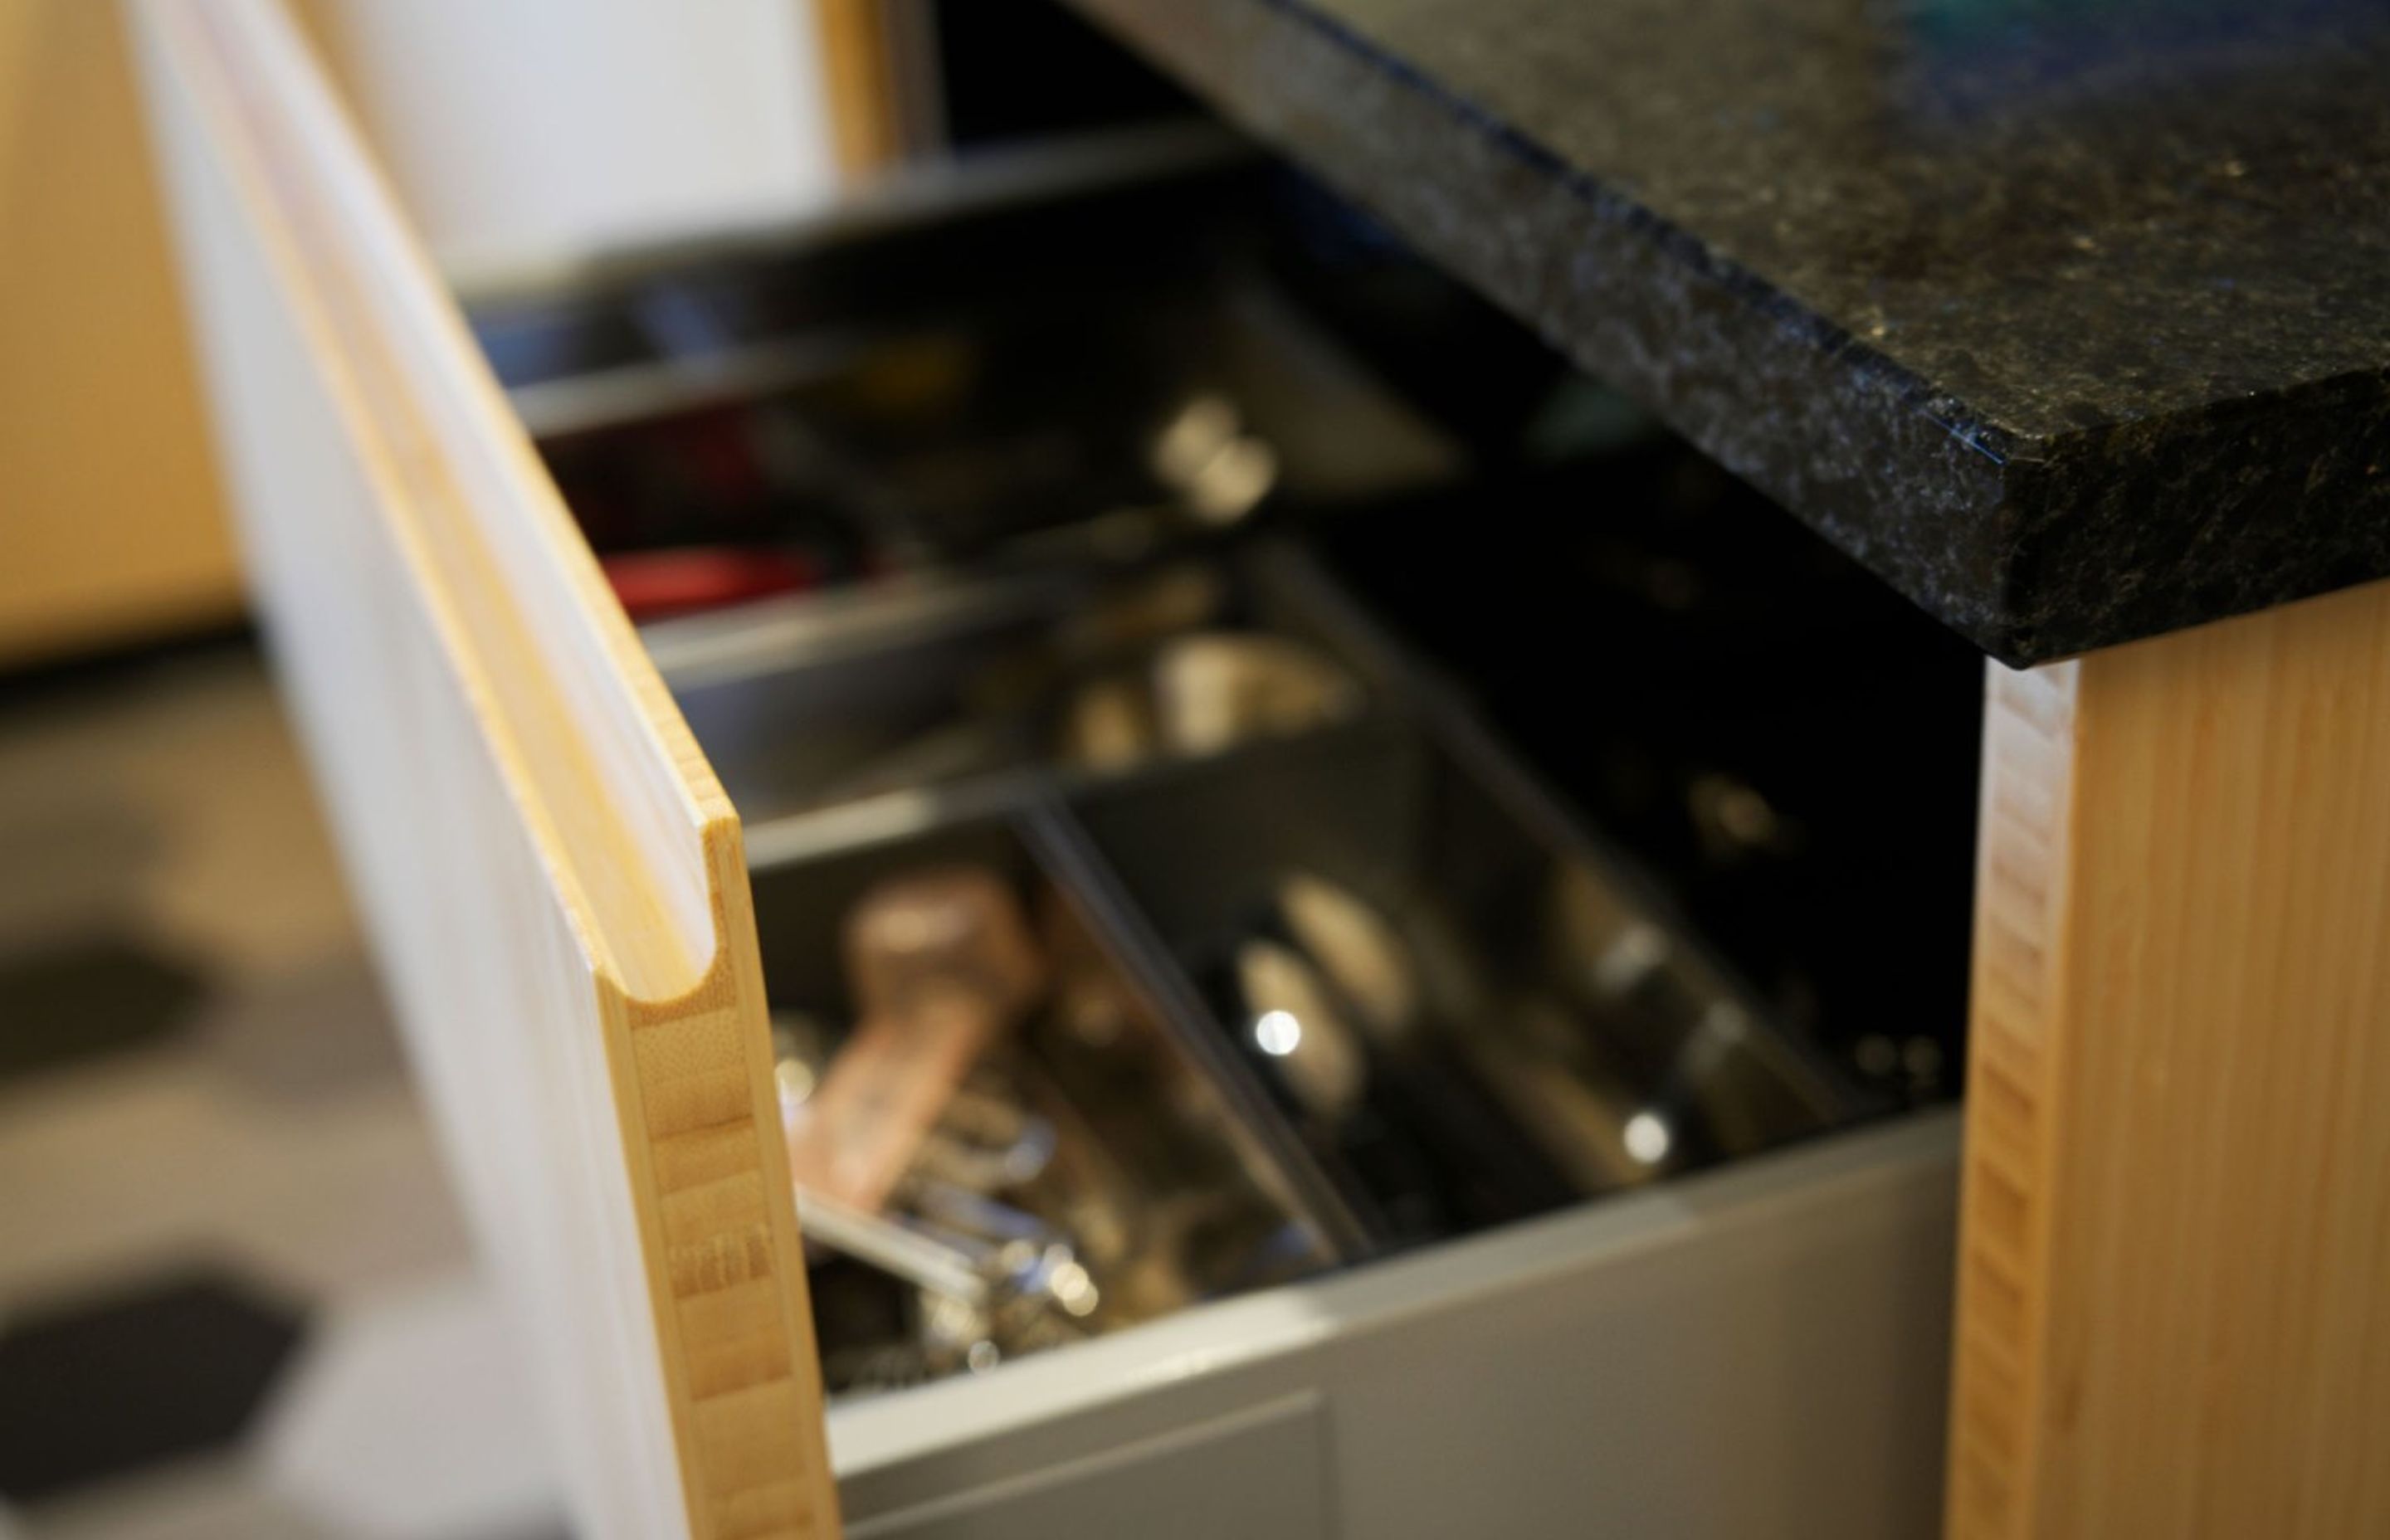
top-left (1067, 0), bottom-right (2390, 662)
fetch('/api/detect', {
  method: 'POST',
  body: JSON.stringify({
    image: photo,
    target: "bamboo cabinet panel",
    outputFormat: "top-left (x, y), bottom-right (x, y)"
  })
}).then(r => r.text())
top-left (1950, 578), bottom-right (2390, 1538)
top-left (125, 1), bottom-right (841, 1536)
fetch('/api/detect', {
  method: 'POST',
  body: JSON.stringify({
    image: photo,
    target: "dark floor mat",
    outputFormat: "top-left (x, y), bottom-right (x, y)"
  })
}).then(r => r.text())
top-left (0, 936), bottom-right (210, 1083)
top-left (0, 1269), bottom-right (309, 1505)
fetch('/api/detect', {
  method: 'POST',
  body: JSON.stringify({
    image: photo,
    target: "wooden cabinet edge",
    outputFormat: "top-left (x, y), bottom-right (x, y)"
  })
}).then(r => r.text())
top-left (1949, 582), bottom-right (2390, 1538)
top-left (1948, 660), bottom-right (2078, 1537)
top-left (607, 820), bottom-right (841, 1540)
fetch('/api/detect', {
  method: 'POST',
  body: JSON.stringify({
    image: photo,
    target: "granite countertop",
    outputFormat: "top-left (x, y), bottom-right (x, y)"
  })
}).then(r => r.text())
top-left (1066, 0), bottom-right (2390, 663)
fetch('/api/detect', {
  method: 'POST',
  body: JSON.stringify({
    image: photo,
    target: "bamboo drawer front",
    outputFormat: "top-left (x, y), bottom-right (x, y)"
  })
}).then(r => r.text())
top-left (127, 2), bottom-right (839, 1535)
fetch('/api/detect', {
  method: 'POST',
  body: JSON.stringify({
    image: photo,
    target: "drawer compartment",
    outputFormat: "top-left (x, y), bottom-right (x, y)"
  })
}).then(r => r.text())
top-left (744, 811), bottom-right (1346, 1400)
top-left (673, 548), bottom-right (1957, 1538)
top-left (470, 166), bottom-right (1461, 599)
top-left (649, 546), bottom-right (1384, 839)
top-left (1060, 717), bottom-right (1859, 1254)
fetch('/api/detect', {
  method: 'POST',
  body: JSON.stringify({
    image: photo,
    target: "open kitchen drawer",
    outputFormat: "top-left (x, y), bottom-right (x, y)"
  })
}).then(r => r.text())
top-left (130, 2), bottom-right (1961, 1537)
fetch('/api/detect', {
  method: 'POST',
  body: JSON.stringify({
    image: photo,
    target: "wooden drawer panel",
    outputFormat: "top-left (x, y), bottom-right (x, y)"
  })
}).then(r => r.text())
top-left (125, 2), bottom-right (840, 1536)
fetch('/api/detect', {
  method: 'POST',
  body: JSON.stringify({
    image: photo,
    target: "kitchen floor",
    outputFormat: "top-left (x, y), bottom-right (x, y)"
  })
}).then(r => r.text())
top-left (0, 645), bottom-right (566, 1540)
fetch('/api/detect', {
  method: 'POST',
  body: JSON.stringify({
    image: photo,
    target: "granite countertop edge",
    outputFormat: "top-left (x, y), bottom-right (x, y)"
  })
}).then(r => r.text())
top-left (1068, 0), bottom-right (2390, 665)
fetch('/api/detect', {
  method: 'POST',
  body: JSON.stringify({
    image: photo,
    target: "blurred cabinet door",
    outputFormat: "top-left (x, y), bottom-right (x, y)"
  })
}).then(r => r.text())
top-left (288, 0), bottom-right (855, 278)
top-left (124, 2), bottom-right (841, 1537)
top-left (0, 0), bottom-right (241, 666)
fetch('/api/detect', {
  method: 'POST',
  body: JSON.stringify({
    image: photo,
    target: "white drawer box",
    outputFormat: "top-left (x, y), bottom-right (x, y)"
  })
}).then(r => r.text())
top-left (129, 2), bottom-right (1960, 1536)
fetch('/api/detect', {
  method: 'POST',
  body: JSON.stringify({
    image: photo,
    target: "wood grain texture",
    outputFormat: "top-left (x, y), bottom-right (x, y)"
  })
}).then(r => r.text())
top-left (125, 2), bottom-right (839, 1536)
top-left (814, 0), bottom-right (905, 176)
top-left (0, 0), bottom-right (242, 665)
top-left (1949, 578), bottom-right (2390, 1538)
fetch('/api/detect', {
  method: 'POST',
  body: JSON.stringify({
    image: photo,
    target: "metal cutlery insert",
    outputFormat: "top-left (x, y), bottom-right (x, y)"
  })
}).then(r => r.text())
top-left (680, 543), bottom-right (1873, 1401)
top-left (651, 545), bottom-right (1388, 834)
top-left (1060, 716), bottom-right (1860, 1255)
top-left (745, 814), bottom-right (1341, 1399)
